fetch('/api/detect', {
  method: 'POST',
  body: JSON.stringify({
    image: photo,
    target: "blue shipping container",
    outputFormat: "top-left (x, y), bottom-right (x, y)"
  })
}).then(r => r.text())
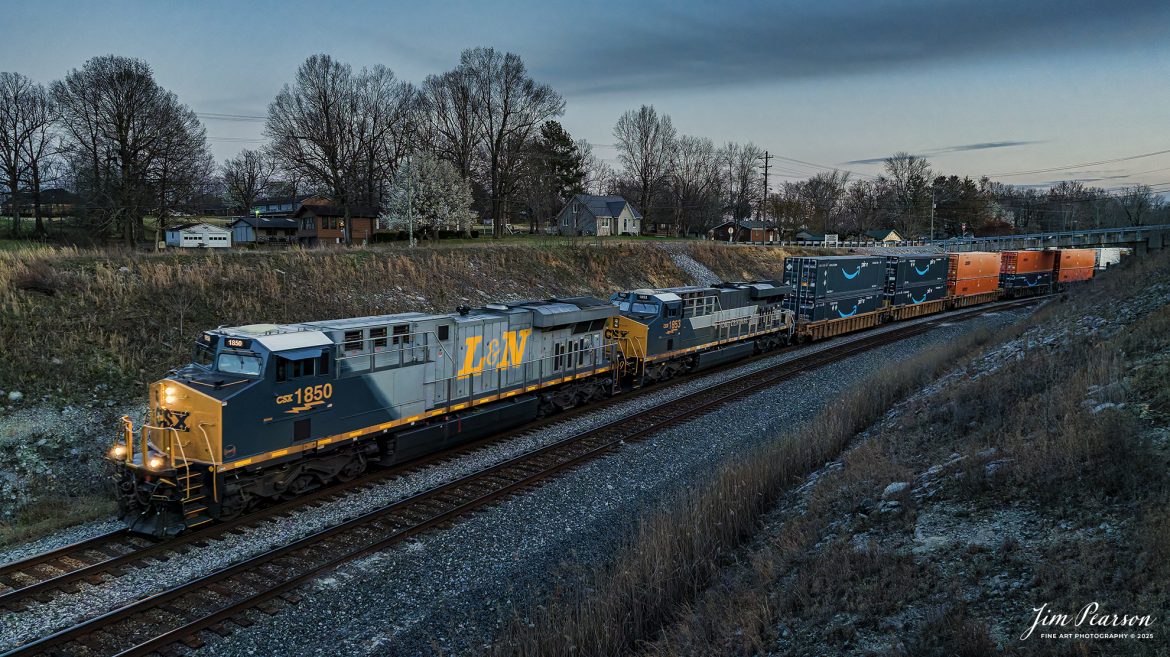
top-left (783, 256), bottom-right (886, 307)
top-left (885, 254), bottom-right (948, 293)
top-left (1000, 272), bottom-right (1053, 289)
top-left (793, 291), bottom-right (882, 321)
top-left (888, 283), bottom-right (948, 306)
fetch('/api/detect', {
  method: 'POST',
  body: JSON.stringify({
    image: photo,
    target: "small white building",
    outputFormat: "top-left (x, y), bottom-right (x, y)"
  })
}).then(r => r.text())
top-left (164, 222), bottom-right (232, 249)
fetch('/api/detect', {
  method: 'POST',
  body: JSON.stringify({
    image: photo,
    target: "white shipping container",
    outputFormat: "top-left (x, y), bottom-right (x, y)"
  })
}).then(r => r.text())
top-left (1095, 247), bottom-right (1122, 270)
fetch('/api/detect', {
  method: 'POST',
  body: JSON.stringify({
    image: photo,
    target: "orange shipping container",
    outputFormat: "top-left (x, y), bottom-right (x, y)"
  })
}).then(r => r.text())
top-left (947, 275), bottom-right (999, 296)
top-left (1057, 267), bottom-right (1094, 283)
top-left (948, 252), bottom-right (1002, 280)
top-left (1056, 249), bottom-right (1096, 271)
top-left (1001, 250), bottom-right (1056, 274)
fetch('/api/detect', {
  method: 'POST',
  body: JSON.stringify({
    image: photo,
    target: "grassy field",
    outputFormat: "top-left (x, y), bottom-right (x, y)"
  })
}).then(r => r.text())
top-left (0, 240), bottom-right (801, 403)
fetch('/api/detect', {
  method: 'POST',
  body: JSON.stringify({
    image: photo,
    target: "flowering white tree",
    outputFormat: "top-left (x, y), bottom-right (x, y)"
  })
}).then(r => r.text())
top-left (379, 153), bottom-right (476, 237)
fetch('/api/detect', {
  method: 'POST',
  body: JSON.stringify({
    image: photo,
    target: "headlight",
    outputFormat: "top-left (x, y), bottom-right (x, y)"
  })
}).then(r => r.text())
top-left (147, 455), bottom-right (166, 470)
top-left (110, 445), bottom-right (127, 459)
top-left (163, 386), bottom-right (177, 404)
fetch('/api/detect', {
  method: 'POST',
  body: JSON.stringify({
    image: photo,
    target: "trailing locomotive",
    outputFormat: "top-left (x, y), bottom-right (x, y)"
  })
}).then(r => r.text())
top-left (608, 280), bottom-right (795, 383)
top-left (110, 247), bottom-right (1099, 536)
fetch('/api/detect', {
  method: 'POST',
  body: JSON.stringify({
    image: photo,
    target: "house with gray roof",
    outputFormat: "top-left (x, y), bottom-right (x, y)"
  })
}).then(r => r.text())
top-left (227, 216), bottom-right (299, 245)
top-left (554, 195), bottom-right (642, 236)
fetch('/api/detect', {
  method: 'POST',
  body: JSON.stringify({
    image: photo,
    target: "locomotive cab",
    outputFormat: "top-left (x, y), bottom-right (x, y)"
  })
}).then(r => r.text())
top-left (109, 326), bottom-right (332, 536)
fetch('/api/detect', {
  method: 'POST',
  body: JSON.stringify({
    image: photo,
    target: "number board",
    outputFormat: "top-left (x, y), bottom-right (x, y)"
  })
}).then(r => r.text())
top-left (199, 333), bottom-right (219, 348)
top-left (223, 337), bottom-right (252, 350)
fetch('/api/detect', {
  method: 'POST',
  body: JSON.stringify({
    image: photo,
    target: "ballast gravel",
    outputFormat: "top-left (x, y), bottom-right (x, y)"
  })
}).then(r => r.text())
top-left (178, 305), bottom-right (1035, 657)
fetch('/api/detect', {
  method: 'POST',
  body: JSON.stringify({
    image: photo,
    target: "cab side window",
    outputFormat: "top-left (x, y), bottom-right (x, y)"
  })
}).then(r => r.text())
top-left (276, 353), bottom-right (327, 382)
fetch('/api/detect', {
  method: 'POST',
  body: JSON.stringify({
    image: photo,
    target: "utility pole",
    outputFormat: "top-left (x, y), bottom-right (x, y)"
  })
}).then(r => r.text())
top-left (929, 187), bottom-right (935, 241)
top-left (759, 150), bottom-right (772, 221)
top-left (406, 155), bottom-right (414, 247)
top-left (729, 160), bottom-right (736, 243)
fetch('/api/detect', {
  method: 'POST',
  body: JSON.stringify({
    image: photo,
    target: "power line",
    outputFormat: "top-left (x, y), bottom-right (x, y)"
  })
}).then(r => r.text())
top-left (985, 148), bottom-right (1170, 177)
top-left (771, 154), bottom-right (878, 180)
top-left (197, 112), bottom-right (266, 122)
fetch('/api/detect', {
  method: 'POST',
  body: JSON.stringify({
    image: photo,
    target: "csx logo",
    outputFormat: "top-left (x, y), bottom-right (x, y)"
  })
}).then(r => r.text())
top-left (155, 408), bottom-right (190, 432)
top-left (457, 329), bottom-right (531, 378)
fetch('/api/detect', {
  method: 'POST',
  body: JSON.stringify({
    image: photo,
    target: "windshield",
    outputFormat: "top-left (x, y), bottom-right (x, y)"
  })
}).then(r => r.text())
top-left (193, 345), bottom-right (214, 369)
top-left (217, 352), bottom-right (263, 376)
top-left (618, 300), bottom-right (660, 315)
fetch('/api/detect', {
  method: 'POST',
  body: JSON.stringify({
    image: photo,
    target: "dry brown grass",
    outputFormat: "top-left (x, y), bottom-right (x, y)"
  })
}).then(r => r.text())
top-left (0, 242), bottom-right (686, 400)
top-left (0, 494), bottom-right (116, 547)
top-left (489, 328), bottom-right (1003, 657)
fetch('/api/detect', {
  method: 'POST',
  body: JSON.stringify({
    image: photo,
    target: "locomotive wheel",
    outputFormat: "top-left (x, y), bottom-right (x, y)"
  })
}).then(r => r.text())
top-left (217, 492), bottom-right (248, 521)
top-left (281, 473), bottom-right (317, 500)
top-left (335, 454), bottom-right (367, 483)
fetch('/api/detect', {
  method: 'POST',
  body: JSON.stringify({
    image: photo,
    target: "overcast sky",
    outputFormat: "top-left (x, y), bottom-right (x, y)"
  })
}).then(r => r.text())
top-left (4, 0), bottom-right (1169, 193)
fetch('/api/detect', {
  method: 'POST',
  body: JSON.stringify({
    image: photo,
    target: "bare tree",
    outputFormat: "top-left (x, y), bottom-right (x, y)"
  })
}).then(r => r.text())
top-left (798, 170), bottom-right (850, 234)
top-left (461, 47), bottom-right (564, 237)
top-left (0, 72), bottom-right (54, 237)
top-left (839, 179), bottom-right (879, 236)
top-left (1117, 184), bottom-right (1156, 226)
top-left (669, 135), bottom-right (721, 236)
top-left (578, 140), bottom-right (614, 195)
top-left (53, 56), bottom-right (212, 245)
top-left (720, 141), bottom-right (764, 226)
top-left (878, 152), bottom-right (933, 236)
top-left (420, 67), bottom-right (478, 180)
top-left (266, 55), bottom-right (415, 242)
top-left (614, 105), bottom-right (676, 223)
top-left (222, 148), bottom-right (276, 214)
top-left (19, 84), bottom-right (57, 238)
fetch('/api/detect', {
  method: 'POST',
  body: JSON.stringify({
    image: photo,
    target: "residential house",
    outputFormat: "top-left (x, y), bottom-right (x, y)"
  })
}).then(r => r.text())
top-left (1, 187), bottom-right (80, 218)
top-left (554, 195), bottom-right (642, 236)
top-left (708, 220), bottom-right (777, 243)
top-left (294, 203), bottom-right (378, 246)
top-left (251, 195), bottom-right (327, 217)
top-left (164, 223), bottom-right (232, 248)
top-left (227, 216), bottom-right (299, 245)
top-left (860, 228), bottom-right (903, 242)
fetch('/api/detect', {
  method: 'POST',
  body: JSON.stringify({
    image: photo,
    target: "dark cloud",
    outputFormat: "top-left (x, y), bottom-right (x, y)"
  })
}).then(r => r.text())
top-left (844, 156), bottom-right (900, 165)
top-left (937, 141), bottom-right (1043, 153)
top-left (547, 0), bottom-right (1170, 95)
top-left (843, 140), bottom-right (1041, 165)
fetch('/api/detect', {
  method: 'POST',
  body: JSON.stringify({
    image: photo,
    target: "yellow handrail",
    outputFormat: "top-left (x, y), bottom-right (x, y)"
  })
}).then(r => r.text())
top-left (140, 423), bottom-right (193, 500)
top-left (120, 416), bottom-right (134, 465)
top-left (198, 423), bottom-right (218, 502)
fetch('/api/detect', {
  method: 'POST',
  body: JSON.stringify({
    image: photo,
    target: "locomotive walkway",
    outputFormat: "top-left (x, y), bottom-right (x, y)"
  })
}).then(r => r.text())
top-left (0, 297), bottom-right (1041, 657)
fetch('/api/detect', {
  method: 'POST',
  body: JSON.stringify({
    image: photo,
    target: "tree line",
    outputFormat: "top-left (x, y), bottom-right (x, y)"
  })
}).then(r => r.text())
top-left (2, 52), bottom-right (1166, 245)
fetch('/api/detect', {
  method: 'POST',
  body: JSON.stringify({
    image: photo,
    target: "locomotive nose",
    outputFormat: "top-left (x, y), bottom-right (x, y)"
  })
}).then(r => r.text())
top-left (147, 379), bottom-right (224, 464)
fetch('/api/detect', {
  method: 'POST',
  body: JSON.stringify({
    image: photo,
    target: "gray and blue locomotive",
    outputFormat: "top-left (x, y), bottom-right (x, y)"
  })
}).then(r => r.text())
top-left (607, 280), bottom-right (796, 382)
top-left (112, 297), bottom-right (617, 535)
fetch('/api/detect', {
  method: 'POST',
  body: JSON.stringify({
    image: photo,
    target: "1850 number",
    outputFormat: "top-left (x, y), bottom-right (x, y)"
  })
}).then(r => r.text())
top-left (295, 383), bottom-right (332, 404)
top-left (278, 384), bottom-right (334, 406)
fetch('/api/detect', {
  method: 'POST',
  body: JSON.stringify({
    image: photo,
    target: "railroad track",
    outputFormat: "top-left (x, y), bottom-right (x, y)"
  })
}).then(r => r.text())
top-left (0, 402), bottom-right (605, 614)
top-left (0, 297), bottom-right (1038, 657)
